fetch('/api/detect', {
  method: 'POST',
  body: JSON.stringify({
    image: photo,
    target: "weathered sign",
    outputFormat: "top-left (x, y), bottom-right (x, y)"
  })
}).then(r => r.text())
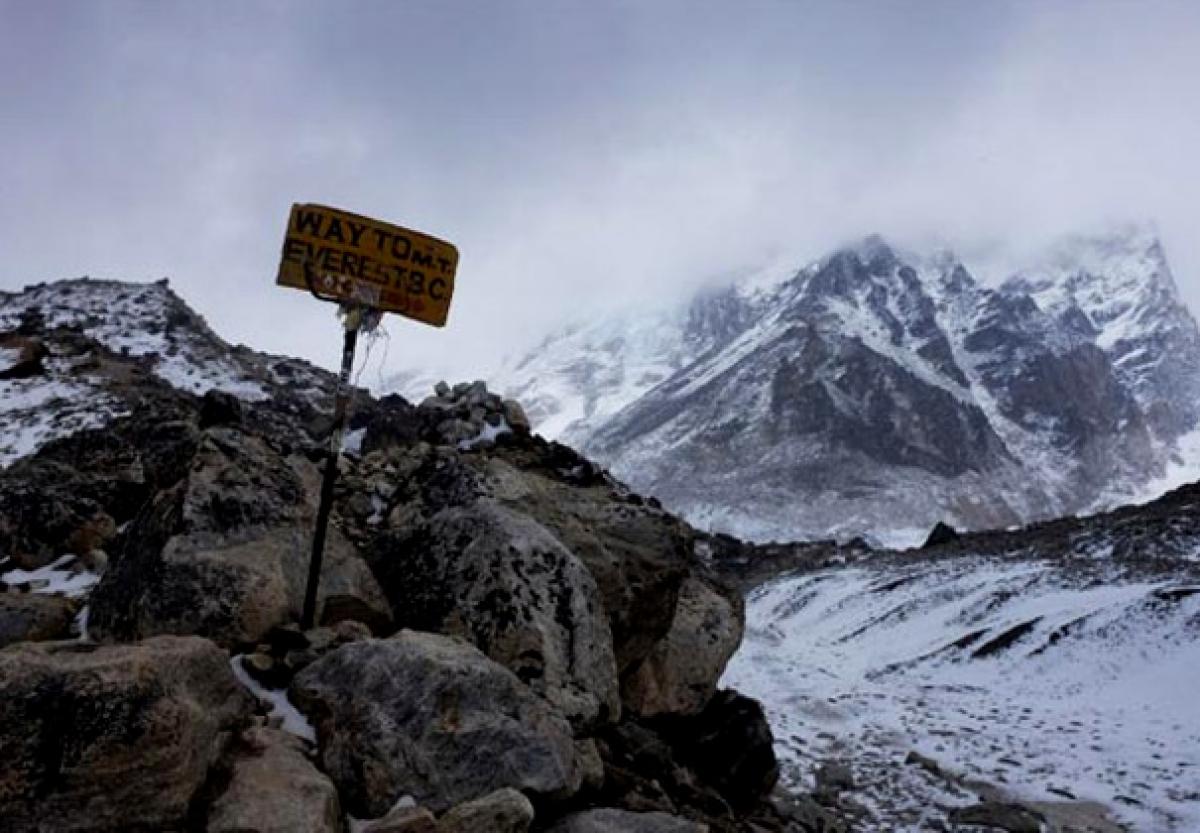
top-left (277, 203), bottom-right (459, 326)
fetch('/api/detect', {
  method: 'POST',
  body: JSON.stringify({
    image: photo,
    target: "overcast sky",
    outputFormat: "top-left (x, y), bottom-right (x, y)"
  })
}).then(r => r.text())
top-left (2, 1), bottom-right (1199, 384)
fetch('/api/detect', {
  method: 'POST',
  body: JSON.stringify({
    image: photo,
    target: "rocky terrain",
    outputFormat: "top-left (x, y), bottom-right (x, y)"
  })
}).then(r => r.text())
top-left (4, 277), bottom-right (1198, 833)
top-left (441, 226), bottom-right (1200, 547)
top-left (0, 278), bottom-right (835, 832)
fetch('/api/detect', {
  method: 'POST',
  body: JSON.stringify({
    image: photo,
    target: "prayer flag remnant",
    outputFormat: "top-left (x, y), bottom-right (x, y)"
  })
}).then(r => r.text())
top-left (276, 203), bottom-right (459, 326)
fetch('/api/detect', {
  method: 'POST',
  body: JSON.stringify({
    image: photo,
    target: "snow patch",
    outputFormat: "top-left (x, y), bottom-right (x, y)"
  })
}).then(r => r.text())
top-left (229, 655), bottom-right (317, 743)
top-left (458, 418), bottom-right (511, 450)
top-left (1, 554), bottom-right (101, 598)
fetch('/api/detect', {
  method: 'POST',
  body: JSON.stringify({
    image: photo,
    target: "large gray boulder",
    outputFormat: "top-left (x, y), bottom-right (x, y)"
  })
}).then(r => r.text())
top-left (622, 574), bottom-right (743, 718)
top-left (368, 499), bottom-right (620, 729)
top-left (546, 809), bottom-right (708, 833)
top-left (481, 455), bottom-right (694, 675)
top-left (0, 636), bottom-right (250, 832)
top-left (205, 727), bottom-right (342, 833)
top-left (89, 427), bottom-right (390, 646)
top-left (291, 630), bottom-right (581, 816)
top-left (377, 445), bottom-right (695, 677)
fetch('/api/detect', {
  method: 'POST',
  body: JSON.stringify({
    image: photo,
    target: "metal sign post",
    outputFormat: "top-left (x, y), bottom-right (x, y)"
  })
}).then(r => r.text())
top-left (300, 304), bottom-right (362, 630)
top-left (277, 203), bottom-right (459, 632)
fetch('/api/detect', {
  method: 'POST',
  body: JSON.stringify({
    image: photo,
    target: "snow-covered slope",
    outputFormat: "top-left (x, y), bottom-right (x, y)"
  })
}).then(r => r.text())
top-left (721, 482), bottom-right (1200, 832)
top-left (0, 278), bottom-right (338, 466)
top-left (472, 227), bottom-right (1200, 545)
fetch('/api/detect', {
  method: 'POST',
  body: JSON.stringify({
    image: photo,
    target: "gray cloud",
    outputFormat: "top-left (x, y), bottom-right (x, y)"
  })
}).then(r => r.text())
top-left (2, 1), bottom-right (1198, 381)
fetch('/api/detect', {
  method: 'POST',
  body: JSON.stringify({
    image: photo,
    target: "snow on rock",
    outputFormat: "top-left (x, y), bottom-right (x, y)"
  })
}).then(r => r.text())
top-left (0, 278), bottom-right (269, 401)
top-left (1, 554), bottom-right (102, 598)
top-left (0, 375), bottom-right (128, 466)
top-left (229, 654), bottom-right (317, 743)
top-left (0, 278), bottom-right (350, 470)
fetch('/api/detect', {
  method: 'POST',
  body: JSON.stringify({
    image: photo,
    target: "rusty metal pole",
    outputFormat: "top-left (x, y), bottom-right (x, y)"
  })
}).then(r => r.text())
top-left (301, 307), bottom-right (362, 630)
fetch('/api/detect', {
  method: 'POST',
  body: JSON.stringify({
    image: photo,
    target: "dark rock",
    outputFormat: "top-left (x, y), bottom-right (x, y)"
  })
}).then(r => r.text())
top-left (0, 335), bottom-right (47, 379)
top-left (0, 593), bottom-right (79, 647)
top-left (0, 636), bottom-right (250, 832)
top-left (199, 389), bottom-right (244, 428)
top-left (814, 760), bottom-right (854, 793)
top-left (922, 521), bottom-right (959, 549)
top-left (239, 652), bottom-right (289, 689)
top-left (667, 689), bottom-right (779, 811)
top-left (290, 630), bottom-right (581, 816)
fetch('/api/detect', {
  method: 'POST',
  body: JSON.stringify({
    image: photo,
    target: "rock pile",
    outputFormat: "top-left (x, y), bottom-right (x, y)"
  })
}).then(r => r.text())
top-left (0, 347), bottom-right (827, 832)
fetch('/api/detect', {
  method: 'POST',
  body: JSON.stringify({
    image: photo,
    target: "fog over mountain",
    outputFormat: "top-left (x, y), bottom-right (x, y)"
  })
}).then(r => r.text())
top-left (3, 1), bottom-right (1200, 382)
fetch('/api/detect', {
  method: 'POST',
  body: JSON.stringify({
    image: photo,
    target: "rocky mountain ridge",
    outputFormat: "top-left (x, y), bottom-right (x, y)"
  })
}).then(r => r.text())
top-left (462, 226), bottom-right (1200, 546)
top-left (0, 277), bottom-right (830, 832)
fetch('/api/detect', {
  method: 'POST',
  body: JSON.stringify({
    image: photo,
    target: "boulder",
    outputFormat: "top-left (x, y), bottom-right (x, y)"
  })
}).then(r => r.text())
top-left (383, 447), bottom-right (694, 677)
top-left (0, 636), bottom-right (250, 832)
top-left (437, 788), bottom-right (534, 833)
top-left (291, 630), bottom-right (581, 816)
top-left (89, 427), bottom-right (390, 646)
top-left (205, 727), bottom-right (341, 833)
top-left (622, 574), bottom-right (743, 718)
top-left (546, 809), bottom-right (708, 833)
top-left (666, 690), bottom-right (779, 812)
top-left (368, 499), bottom-right (620, 728)
top-left (0, 592), bottom-right (79, 647)
top-left (485, 455), bottom-right (695, 675)
top-left (922, 520), bottom-right (959, 548)
top-left (502, 399), bottom-right (531, 433)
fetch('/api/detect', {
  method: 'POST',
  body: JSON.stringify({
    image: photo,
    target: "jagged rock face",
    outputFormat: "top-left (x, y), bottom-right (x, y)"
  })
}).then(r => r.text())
top-left (1005, 230), bottom-right (1200, 439)
top-left (290, 631), bottom-right (582, 816)
top-left (489, 230), bottom-right (1200, 544)
top-left (0, 636), bottom-right (250, 833)
top-left (368, 499), bottom-right (621, 730)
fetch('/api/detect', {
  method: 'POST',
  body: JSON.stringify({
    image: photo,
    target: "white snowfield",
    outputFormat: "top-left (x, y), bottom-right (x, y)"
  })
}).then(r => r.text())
top-left (724, 556), bottom-right (1200, 832)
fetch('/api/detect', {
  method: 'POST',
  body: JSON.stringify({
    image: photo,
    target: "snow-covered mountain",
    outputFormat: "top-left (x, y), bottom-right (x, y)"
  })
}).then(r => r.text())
top-left (717, 479), bottom-right (1200, 832)
top-left (453, 227), bottom-right (1200, 546)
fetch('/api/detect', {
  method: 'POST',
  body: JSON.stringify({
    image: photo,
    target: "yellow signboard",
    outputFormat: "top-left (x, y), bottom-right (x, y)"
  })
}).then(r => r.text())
top-left (277, 203), bottom-right (458, 326)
